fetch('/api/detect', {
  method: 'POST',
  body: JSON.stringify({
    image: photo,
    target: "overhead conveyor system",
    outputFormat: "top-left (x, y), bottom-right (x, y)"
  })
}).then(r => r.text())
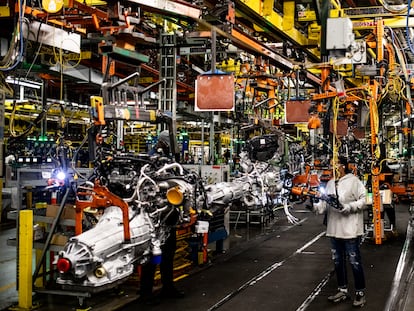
top-left (233, 0), bottom-right (320, 61)
top-left (298, 5), bottom-right (414, 28)
top-left (127, 0), bottom-right (332, 89)
top-left (127, 0), bottom-right (202, 19)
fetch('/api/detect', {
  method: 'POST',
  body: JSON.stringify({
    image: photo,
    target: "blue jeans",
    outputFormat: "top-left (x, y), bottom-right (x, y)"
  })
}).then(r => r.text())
top-left (330, 237), bottom-right (366, 291)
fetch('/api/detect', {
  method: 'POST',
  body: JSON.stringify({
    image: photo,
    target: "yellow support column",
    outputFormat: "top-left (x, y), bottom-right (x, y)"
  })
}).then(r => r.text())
top-left (18, 210), bottom-right (33, 309)
top-left (369, 80), bottom-right (382, 245)
top-left (371, 20), bottom-right (384, 245)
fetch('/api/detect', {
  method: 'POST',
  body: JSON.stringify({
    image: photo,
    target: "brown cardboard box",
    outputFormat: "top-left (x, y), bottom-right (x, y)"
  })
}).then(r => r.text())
top-left (51, 233), bottom-right (69, 246)
top-left (46, 204), bottom-right (76, 219)
top-left (46, 204), bottom-right (60, 218)
top-left (63, 204), bottom-right (76, 220)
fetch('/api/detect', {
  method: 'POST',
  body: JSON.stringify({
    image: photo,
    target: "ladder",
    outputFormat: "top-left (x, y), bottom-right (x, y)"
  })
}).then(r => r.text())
top-left (159, 33), bottom-right (177, 127)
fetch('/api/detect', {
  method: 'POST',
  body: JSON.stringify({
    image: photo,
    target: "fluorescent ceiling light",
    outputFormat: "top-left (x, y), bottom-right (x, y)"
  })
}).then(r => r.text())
top-left (392, 117), bottom-right (409, 127)
top-left (6, 77), bottom-right (42, 89)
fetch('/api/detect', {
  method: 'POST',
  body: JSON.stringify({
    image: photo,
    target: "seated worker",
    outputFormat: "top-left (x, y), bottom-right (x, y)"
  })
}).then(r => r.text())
top-left (138, 130), bottom-right (185, 304)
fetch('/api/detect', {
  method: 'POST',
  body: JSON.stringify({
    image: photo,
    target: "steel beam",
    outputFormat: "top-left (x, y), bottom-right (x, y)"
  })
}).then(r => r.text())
top-left (121, 0), bottom-right (327, 87)
top-left (127, 0), bottom-right (201, 19)
top-left (234, 0), bottom-right (320, 61)
top-left (353, 17), bottom-right (414, 30)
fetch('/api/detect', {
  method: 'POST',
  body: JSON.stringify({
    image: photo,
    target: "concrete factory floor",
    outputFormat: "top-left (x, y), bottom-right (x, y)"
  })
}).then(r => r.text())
top-left (1, 202), bottom-right (414, 311)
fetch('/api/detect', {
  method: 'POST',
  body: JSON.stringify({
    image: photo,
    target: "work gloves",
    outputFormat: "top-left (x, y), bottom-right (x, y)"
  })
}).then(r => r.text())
top-left (338, 202), bottom-right (363, 215)
top-left (339, 203), bottom-right (352, 215)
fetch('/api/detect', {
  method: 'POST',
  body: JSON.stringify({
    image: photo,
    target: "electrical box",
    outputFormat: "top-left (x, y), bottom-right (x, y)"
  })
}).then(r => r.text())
top-left (200, 165), bottom-right (230, 185)
top-left (195, 220), bottom-right (209, 233)
top-left (326, 17), bottom-right (354, 50)
top-left (0, 6), bottom-right (10, 17)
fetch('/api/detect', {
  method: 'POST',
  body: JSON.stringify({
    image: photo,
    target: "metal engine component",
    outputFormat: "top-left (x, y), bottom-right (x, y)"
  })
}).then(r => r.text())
top-left (205, 149), bottom-right (299, 224)
top-left (55, 154), bottom-right (205, 293)
top-left (205, 180), bottom-right (248, 205)
top-left (54, 132), bottom-right (299, 293)
top-left (56, 206), bottom-right (151, 292)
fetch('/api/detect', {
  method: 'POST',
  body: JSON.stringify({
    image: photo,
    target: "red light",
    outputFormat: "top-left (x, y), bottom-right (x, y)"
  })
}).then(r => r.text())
top-left (57, 258), bottom-right (71, 273)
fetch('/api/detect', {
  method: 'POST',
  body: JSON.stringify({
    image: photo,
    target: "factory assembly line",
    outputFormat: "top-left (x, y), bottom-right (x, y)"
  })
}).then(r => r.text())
top-left (1, 198), bottom-right (413, 311)
top-left (1, 116), bottom-right (414, 311)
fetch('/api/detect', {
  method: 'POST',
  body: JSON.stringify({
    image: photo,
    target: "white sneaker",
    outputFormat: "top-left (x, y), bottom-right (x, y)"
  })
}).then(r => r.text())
top-left (353, 291), bottom-right (366, 307)
top-left (328, 290), bottom-right (349, 303)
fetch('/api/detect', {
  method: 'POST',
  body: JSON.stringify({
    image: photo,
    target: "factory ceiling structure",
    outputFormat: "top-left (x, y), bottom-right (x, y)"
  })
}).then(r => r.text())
top-left (1, 0), bottom-right (414, 161)
top-left (1, 1), bottom-right (414, 177)
top-left (0, 0), bottom-right (412, 102)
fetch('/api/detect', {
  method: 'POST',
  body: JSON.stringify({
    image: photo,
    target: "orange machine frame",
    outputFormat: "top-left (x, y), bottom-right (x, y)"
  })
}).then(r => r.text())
top-left (75, 180), bottom-right (131, 242)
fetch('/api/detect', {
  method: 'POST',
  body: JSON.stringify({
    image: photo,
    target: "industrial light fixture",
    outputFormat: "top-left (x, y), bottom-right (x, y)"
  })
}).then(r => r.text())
top-left (5, 76), bottom-right (42, 89)
top-left (392, 117), bottom-right (409, 127)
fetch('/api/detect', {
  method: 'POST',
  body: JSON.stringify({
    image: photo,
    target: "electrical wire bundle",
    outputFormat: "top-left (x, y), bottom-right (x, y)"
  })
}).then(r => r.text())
top-left (0, 0), bottom-right (26, 72)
